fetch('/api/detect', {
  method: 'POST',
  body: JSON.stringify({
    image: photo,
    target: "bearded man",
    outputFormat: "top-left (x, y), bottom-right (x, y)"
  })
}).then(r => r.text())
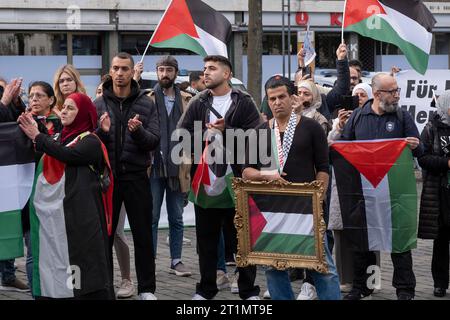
top-left (340, 73), bottom-right (423, 300)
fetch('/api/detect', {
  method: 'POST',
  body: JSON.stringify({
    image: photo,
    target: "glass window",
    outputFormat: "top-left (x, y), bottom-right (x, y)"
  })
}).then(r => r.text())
top-left (0, 33), bottom-right (67, 55)
top-left (72, 35), bottom-right (101, 55)
top-left (434, 33), bottom-right (449, 55)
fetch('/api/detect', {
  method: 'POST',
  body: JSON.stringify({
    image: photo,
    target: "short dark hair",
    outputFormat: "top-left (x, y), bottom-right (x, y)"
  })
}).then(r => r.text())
top-left (28, 81), bottom-right (56, 108)
top-left (189, 70), bottom-right (204, 84)
top-left (264, 75), bottom-right (295, 96)
top-left (101, 74), bottom-right (112, 83)
top-left (349, 59), bottom-right (363, 71)
top-left (112, 52), bottom-right (135, 68)
top-left (203, 55), bottom-right (233, 72)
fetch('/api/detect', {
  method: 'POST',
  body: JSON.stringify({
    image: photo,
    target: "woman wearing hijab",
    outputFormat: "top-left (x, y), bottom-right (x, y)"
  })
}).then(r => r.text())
top-left (352, 83), bottom-right (373, 108)
top-left (18, 92), bottom-right (114, 300)
top-left (327, 83), bottom-right (373, 143)
top-left (418, 90), bottom-right (450, 298)
top-left (294, 80), bottom-right (331, 134)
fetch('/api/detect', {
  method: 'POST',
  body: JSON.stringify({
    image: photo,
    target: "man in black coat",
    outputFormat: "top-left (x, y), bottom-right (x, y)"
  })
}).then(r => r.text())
top-left (95, 52), bottom-right (160, 300)
top-left (180, 55), bottom-right (262, 300)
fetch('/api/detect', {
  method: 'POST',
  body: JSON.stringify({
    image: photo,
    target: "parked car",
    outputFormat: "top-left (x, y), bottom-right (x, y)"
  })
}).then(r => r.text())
top-left (313, 68), bottom-right (376, 88)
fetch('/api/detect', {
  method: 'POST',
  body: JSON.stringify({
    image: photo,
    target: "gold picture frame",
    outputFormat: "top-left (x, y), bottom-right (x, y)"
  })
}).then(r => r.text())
top-left (232, 178), bottom-right (328, 273)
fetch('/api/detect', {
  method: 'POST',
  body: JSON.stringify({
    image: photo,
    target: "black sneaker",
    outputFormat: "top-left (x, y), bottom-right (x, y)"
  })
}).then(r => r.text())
top-left (433, 288), bottom-right (446, 297)
top-left (343, 289), bottom-right (372, 300)
top-left (397, 292), bottom-right (414, 300)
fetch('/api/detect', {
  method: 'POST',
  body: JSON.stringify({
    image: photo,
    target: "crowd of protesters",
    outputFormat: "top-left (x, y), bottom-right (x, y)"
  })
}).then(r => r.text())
top-left (1, 41), bottom-right (449, 301)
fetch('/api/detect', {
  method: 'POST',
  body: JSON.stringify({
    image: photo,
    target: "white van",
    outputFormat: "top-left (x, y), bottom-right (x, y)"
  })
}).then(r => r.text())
top-left (140, 70), bottom-right (247, 92)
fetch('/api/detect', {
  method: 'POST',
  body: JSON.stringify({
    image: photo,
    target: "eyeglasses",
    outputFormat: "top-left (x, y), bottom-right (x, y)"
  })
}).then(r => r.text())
top-left (58, 77), bottom-right (74, 84)
top-left (378, 88), bottom-right (401, 95)
top-left (28, 92), bottom-right (48, 100)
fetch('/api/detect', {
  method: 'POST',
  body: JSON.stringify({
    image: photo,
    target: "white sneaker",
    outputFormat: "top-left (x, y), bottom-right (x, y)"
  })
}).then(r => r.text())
top-left (230, 273), bottom-right (239, 294)
top-left (116, 279), bottom-right (135, 298)
top-left (263, 290), bottom-right (271, 299)
top-left (192, 293), bottom-right (207, 300)
top-left (246, 296), bottom-right (261, 300)
top-left (340, 283), bottom-right (352, 293)
top-left (139, 292), bottom-right (157, 300)
top-left (166, 236), bottom-right (192, 246)
top-left (297, 282), bottom-right (317, 300)
top-left (216, 270), bottom-right (230, 290)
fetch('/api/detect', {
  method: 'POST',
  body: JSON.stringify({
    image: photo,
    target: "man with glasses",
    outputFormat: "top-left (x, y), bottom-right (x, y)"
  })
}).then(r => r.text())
top-left (340, 73), bottom-right (423, 300)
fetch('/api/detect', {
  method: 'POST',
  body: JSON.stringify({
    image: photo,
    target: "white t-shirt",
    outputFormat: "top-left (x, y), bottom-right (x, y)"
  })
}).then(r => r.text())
top-left (210, 91), bottom-right (232, 123)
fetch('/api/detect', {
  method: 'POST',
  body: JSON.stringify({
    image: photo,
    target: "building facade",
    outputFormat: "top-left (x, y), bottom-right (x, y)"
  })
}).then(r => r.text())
top-left (1, 0), bottom-right (449, 98)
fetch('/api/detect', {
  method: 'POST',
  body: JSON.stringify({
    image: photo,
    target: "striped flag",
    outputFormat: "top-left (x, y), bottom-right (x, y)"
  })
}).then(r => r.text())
top-left (30, 133), bottom-right (112, 298)
top-left (149, 0), bottom-right (232, 57)
top-left (0, 123), bottom-right (35, 260)
top-left (330, 139), bottom-right (417, 253)
top-left (249, 193), bottom-right (316, 256)
top-left (189, 141), bottom-right (234, 209)
top-left (343, 0), bottom-right (436, 75)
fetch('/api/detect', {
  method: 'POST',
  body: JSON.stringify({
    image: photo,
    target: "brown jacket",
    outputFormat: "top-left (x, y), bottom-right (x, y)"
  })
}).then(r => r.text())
top-left (147, 88), bottom-right (193, 192)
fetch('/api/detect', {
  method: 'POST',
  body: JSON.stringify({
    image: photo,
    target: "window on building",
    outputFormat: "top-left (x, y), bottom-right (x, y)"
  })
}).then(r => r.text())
top-left (433, 33), bottom-right (449, 54)
top-left (73, 34), bottom-right (101, 55)
top-left (0, 33), bottom-right (67, 55)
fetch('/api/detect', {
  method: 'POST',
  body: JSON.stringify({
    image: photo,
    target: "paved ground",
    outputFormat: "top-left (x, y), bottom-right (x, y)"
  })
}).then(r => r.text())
top-left (1, 226), bottom-right (449, 301)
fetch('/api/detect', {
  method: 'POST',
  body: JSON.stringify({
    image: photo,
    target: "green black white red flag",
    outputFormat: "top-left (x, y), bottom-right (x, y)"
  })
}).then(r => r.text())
top-left (0, 123), bottom-right (35, 260)
top-left (343, 0), bottom-right (436, 74)
top-left (330, 139), bottom-right (417, 253)
top-left (147, 0), bottom-right (232, 57)
top-left (249, 193), bottom-right (316, 256)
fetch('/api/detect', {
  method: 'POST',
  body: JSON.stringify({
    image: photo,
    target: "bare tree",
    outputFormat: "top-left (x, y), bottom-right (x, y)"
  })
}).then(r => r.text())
top-left (247, 0), bottom-right (263, 107)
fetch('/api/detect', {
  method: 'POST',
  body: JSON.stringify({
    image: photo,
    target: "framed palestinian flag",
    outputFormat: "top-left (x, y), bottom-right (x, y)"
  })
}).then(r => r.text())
top-left (232, 179), bottom-right (328, 273)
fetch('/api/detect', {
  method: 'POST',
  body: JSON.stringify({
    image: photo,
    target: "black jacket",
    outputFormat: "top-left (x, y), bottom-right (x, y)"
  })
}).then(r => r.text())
top-left (180, 88), bottom-right (262, 177)
top-left (94, 79), bottom-right (160, 180)
top-left (326, 59), bottom-right (351, 114)
top-left (0, 101), bottom-right (26, 122)
top-left (418, 116), bottom-right (450, 239)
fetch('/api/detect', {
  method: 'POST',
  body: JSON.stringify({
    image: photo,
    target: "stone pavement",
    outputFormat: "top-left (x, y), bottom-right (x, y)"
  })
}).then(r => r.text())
top-left (1, 226), bottom-right (449, 301)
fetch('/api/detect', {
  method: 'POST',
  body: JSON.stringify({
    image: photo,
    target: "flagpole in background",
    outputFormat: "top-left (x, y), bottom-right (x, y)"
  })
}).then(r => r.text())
top-left (341, 0), bottom-right (348, 43)
top-left (139, 0), bottom-right (175, 63)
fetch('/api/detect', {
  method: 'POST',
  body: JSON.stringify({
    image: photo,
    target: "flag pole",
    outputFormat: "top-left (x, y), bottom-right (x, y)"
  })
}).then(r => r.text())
top-left (139, 41), bottom-right (152, 64)
top-left (139, 0), bottom-right (174, 63)
top-left (341, 0), bottom-right (348, 43)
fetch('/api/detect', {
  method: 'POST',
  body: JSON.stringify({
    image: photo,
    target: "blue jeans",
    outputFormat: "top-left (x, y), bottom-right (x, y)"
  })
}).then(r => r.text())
top-left (150, 177), bottom-right (185, 261)
top-left (0, 259), bottom-right (15, 284)
top-left (265, 235), bottom-right (341, 300)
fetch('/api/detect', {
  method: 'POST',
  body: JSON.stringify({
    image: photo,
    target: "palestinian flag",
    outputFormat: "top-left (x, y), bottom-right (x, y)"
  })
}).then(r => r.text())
top-left (330, 139), bottom-right (417, 253)
top-left (0, 123), bottom-right (35, 260)
top-left (249, 193), bottom-right (316, 256)
top-left (30, 133), bottom-right (113, 298)
top-left (189, 141), bottom-right (234, 209)
top-left (344, 0), bottom-right (436, 74)
top-left (149, 0), bottom-right (232, 57)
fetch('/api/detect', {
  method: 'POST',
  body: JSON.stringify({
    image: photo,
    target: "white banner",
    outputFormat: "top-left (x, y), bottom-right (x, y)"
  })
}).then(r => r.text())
top-left (395, 69), bottom-right (450, 133)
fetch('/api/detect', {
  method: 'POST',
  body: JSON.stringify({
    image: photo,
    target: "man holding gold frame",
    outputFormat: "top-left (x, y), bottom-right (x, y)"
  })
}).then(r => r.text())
top-left (242, 75), bottom-right (341, 300)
